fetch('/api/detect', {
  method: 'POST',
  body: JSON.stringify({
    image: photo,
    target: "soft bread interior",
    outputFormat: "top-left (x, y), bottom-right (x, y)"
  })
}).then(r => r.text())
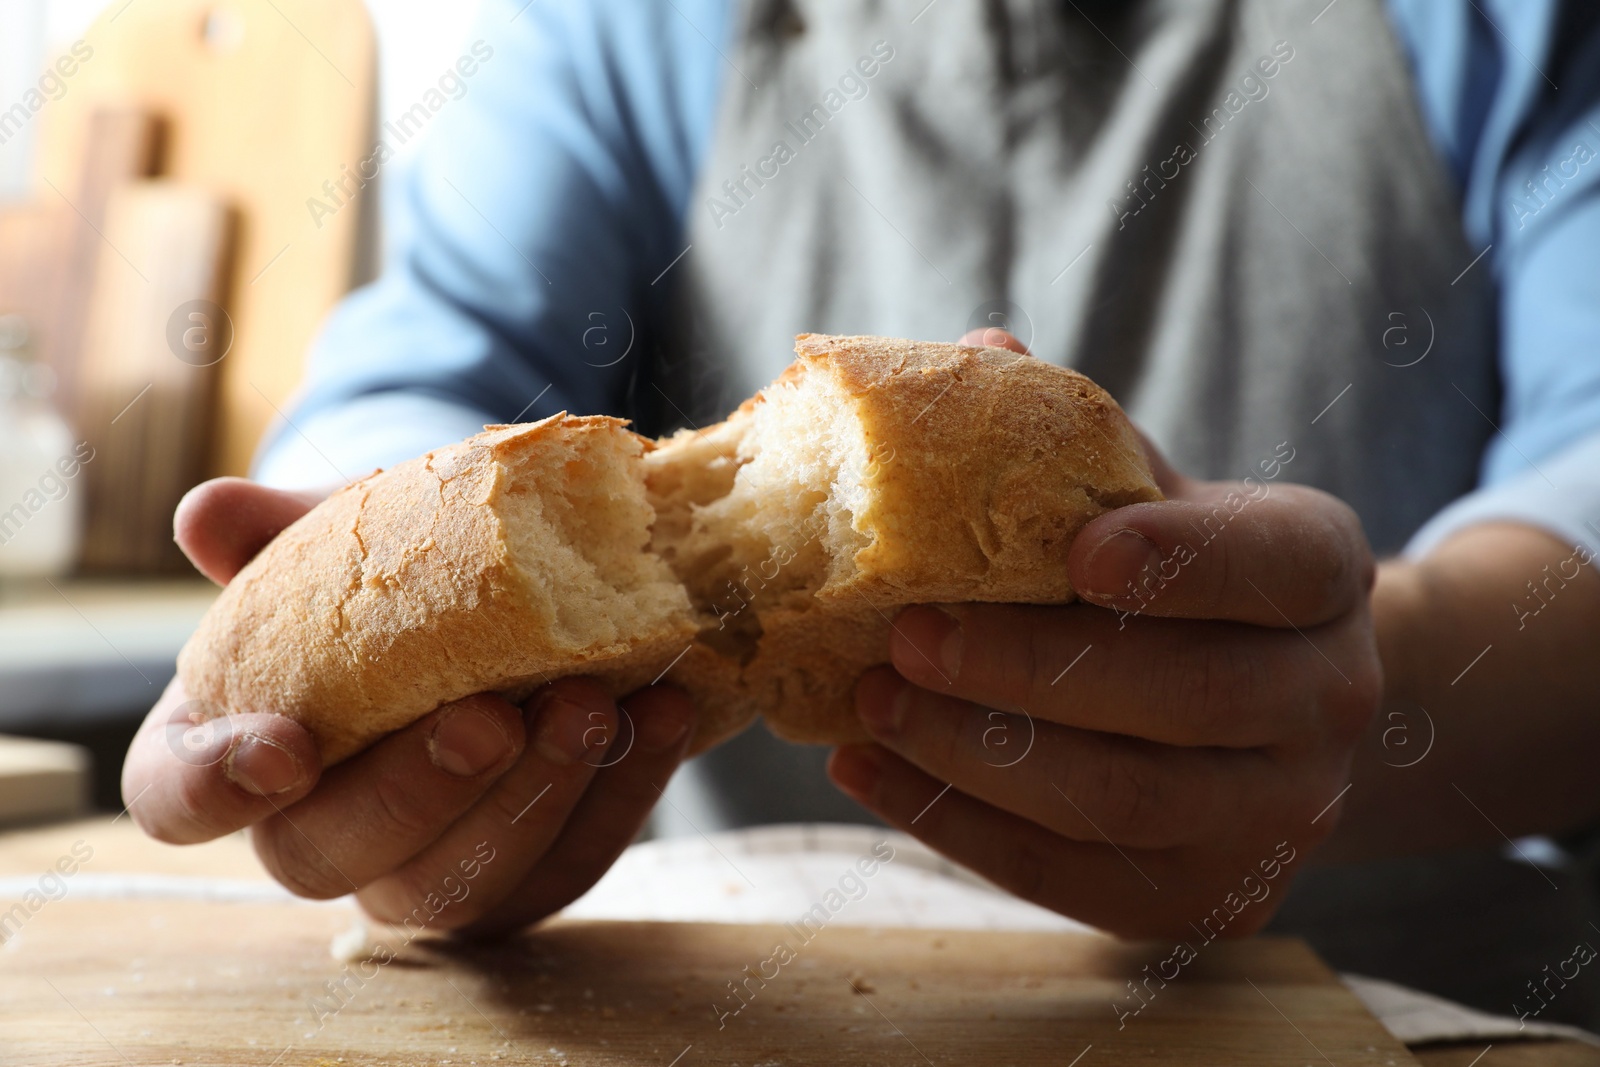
top-left (643, 365), bottom-right (873, 658)
top-left (497, 424), bottom-right (694, 651)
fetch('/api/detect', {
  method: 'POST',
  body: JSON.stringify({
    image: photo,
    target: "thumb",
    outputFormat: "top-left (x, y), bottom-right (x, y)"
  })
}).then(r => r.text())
top-left (174, 477), bottom-right (330, 584)
top-left (958, 327), bottom-right (1031, 355)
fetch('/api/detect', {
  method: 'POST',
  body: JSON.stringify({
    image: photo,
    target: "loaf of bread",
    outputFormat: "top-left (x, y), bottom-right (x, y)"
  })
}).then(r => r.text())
top-left (178, 335), bottom-right (1161, 763)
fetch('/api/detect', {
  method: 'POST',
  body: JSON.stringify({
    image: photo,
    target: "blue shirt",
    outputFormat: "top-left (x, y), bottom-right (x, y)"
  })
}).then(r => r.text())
top-left (259, 0), bottom-right (1600, 559)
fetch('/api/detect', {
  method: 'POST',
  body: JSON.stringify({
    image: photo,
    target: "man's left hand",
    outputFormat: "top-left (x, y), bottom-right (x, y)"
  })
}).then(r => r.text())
top-left (829, 335), bottom-right (1382, 939)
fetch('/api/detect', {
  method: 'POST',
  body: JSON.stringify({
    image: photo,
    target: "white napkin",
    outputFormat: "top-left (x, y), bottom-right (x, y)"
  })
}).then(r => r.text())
top-left (1343, 972), bottom-right (1600, 1048)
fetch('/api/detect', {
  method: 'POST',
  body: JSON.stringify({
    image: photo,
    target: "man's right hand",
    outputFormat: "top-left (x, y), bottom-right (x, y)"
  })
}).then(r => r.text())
top-left (122, 478), bottom-right (698, 937)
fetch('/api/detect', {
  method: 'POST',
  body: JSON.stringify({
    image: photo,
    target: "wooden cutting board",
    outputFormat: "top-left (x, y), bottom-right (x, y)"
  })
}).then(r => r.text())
top-left (75, 180), bottom-right (233, 571)
top-left (42, 107), bottom-right (161, 411)
top-left (0, 736), bottom-right (88, 826)
top-left (0, 898), bottom-right (1421, 1066)
top-left (0, 106), bottom-right (158, 407)
top-left (37, 0), bottom-right (374, 478)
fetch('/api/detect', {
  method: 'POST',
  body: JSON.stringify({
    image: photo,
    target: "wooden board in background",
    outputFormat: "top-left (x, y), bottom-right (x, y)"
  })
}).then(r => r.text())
top-left (46, 106), bottom-right (161, 411)
top-left (0, 205), bottom-right (61, 325)
top-left (0, 736), bottom-right (88, 826)
top-left (75, 180), bottom-right (232, 572)
top-left (39, 0), bottom-right (375, 478)
top-left (0, 900), bottom-right (1422, 1066)
top-left (0, 106), bottom-right (158, 403)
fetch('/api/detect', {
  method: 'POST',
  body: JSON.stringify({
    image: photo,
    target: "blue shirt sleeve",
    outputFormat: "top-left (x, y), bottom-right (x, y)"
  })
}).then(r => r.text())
top-left (1389, 0), bottom-right (1600, 556)
top-left (256, 0), bottom-right (730, 488)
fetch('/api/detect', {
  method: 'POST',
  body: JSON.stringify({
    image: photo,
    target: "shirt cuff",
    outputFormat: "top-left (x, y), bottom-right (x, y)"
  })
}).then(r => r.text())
top-left (252, 393), bottom-right (496, 491)
top-left (1403, 431), bottom-right (1600, 560)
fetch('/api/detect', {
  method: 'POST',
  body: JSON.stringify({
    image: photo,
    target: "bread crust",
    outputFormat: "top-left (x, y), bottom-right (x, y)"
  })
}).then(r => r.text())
top-left (177, 417), bottom-right (709, 765)
top-left (690, 335), bottom-right (1163, 743)
top-left (178, 336), bottom-right (1160, 763)
top-left (802, 334), bottom-right (1162, 600)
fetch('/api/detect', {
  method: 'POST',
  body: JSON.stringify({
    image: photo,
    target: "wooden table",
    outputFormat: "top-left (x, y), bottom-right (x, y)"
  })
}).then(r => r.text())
top-left (1, 818), bottom-right (1594, 1066)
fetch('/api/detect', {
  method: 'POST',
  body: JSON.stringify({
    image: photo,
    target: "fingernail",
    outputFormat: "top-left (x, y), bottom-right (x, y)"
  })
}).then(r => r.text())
top-left (895, 606), bottom-right (964, 681)
top-left (830, 745), bottom-right (883, 798)
top-left (430, 705), bottom-right (512, 778)
top-left (225, 734), bottom-right (304, 796)
top-left (1083, 529), bottom-right (1162, 599)
top-left (856, 670), bottom-right (911, 737)
top-left (531, 695), bottom-right (610, 766)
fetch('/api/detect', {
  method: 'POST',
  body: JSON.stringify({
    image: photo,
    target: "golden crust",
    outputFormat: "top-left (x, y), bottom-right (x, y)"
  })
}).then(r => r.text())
top-left (177, 416), bottom-right (710, 765)
top-left (691, 335), bottom-right (1162, 744)
top-left (799, 333), bottom-right (1161, 600)
top-left (178, 336), bottom-right (1160, 763)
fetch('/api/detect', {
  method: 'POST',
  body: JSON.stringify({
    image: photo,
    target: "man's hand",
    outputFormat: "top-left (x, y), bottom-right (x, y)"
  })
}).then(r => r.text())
top-left (123, 478), bottom-right (697, 937)
top-left (829, 330), bottom-right (1381, 939)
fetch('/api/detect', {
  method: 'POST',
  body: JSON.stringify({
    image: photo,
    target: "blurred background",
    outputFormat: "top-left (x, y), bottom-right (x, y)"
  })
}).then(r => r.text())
top-left (0, 0), bottom-right (482, 821)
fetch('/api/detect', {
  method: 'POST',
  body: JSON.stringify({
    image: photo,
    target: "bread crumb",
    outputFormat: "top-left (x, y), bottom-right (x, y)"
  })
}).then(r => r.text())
top-left (329, 919), bottom-right (372, 963)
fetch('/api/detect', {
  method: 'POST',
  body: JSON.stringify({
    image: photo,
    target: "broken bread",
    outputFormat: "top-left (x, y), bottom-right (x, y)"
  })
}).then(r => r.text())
top-left (177, 334), bottom-right (1162, 764)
